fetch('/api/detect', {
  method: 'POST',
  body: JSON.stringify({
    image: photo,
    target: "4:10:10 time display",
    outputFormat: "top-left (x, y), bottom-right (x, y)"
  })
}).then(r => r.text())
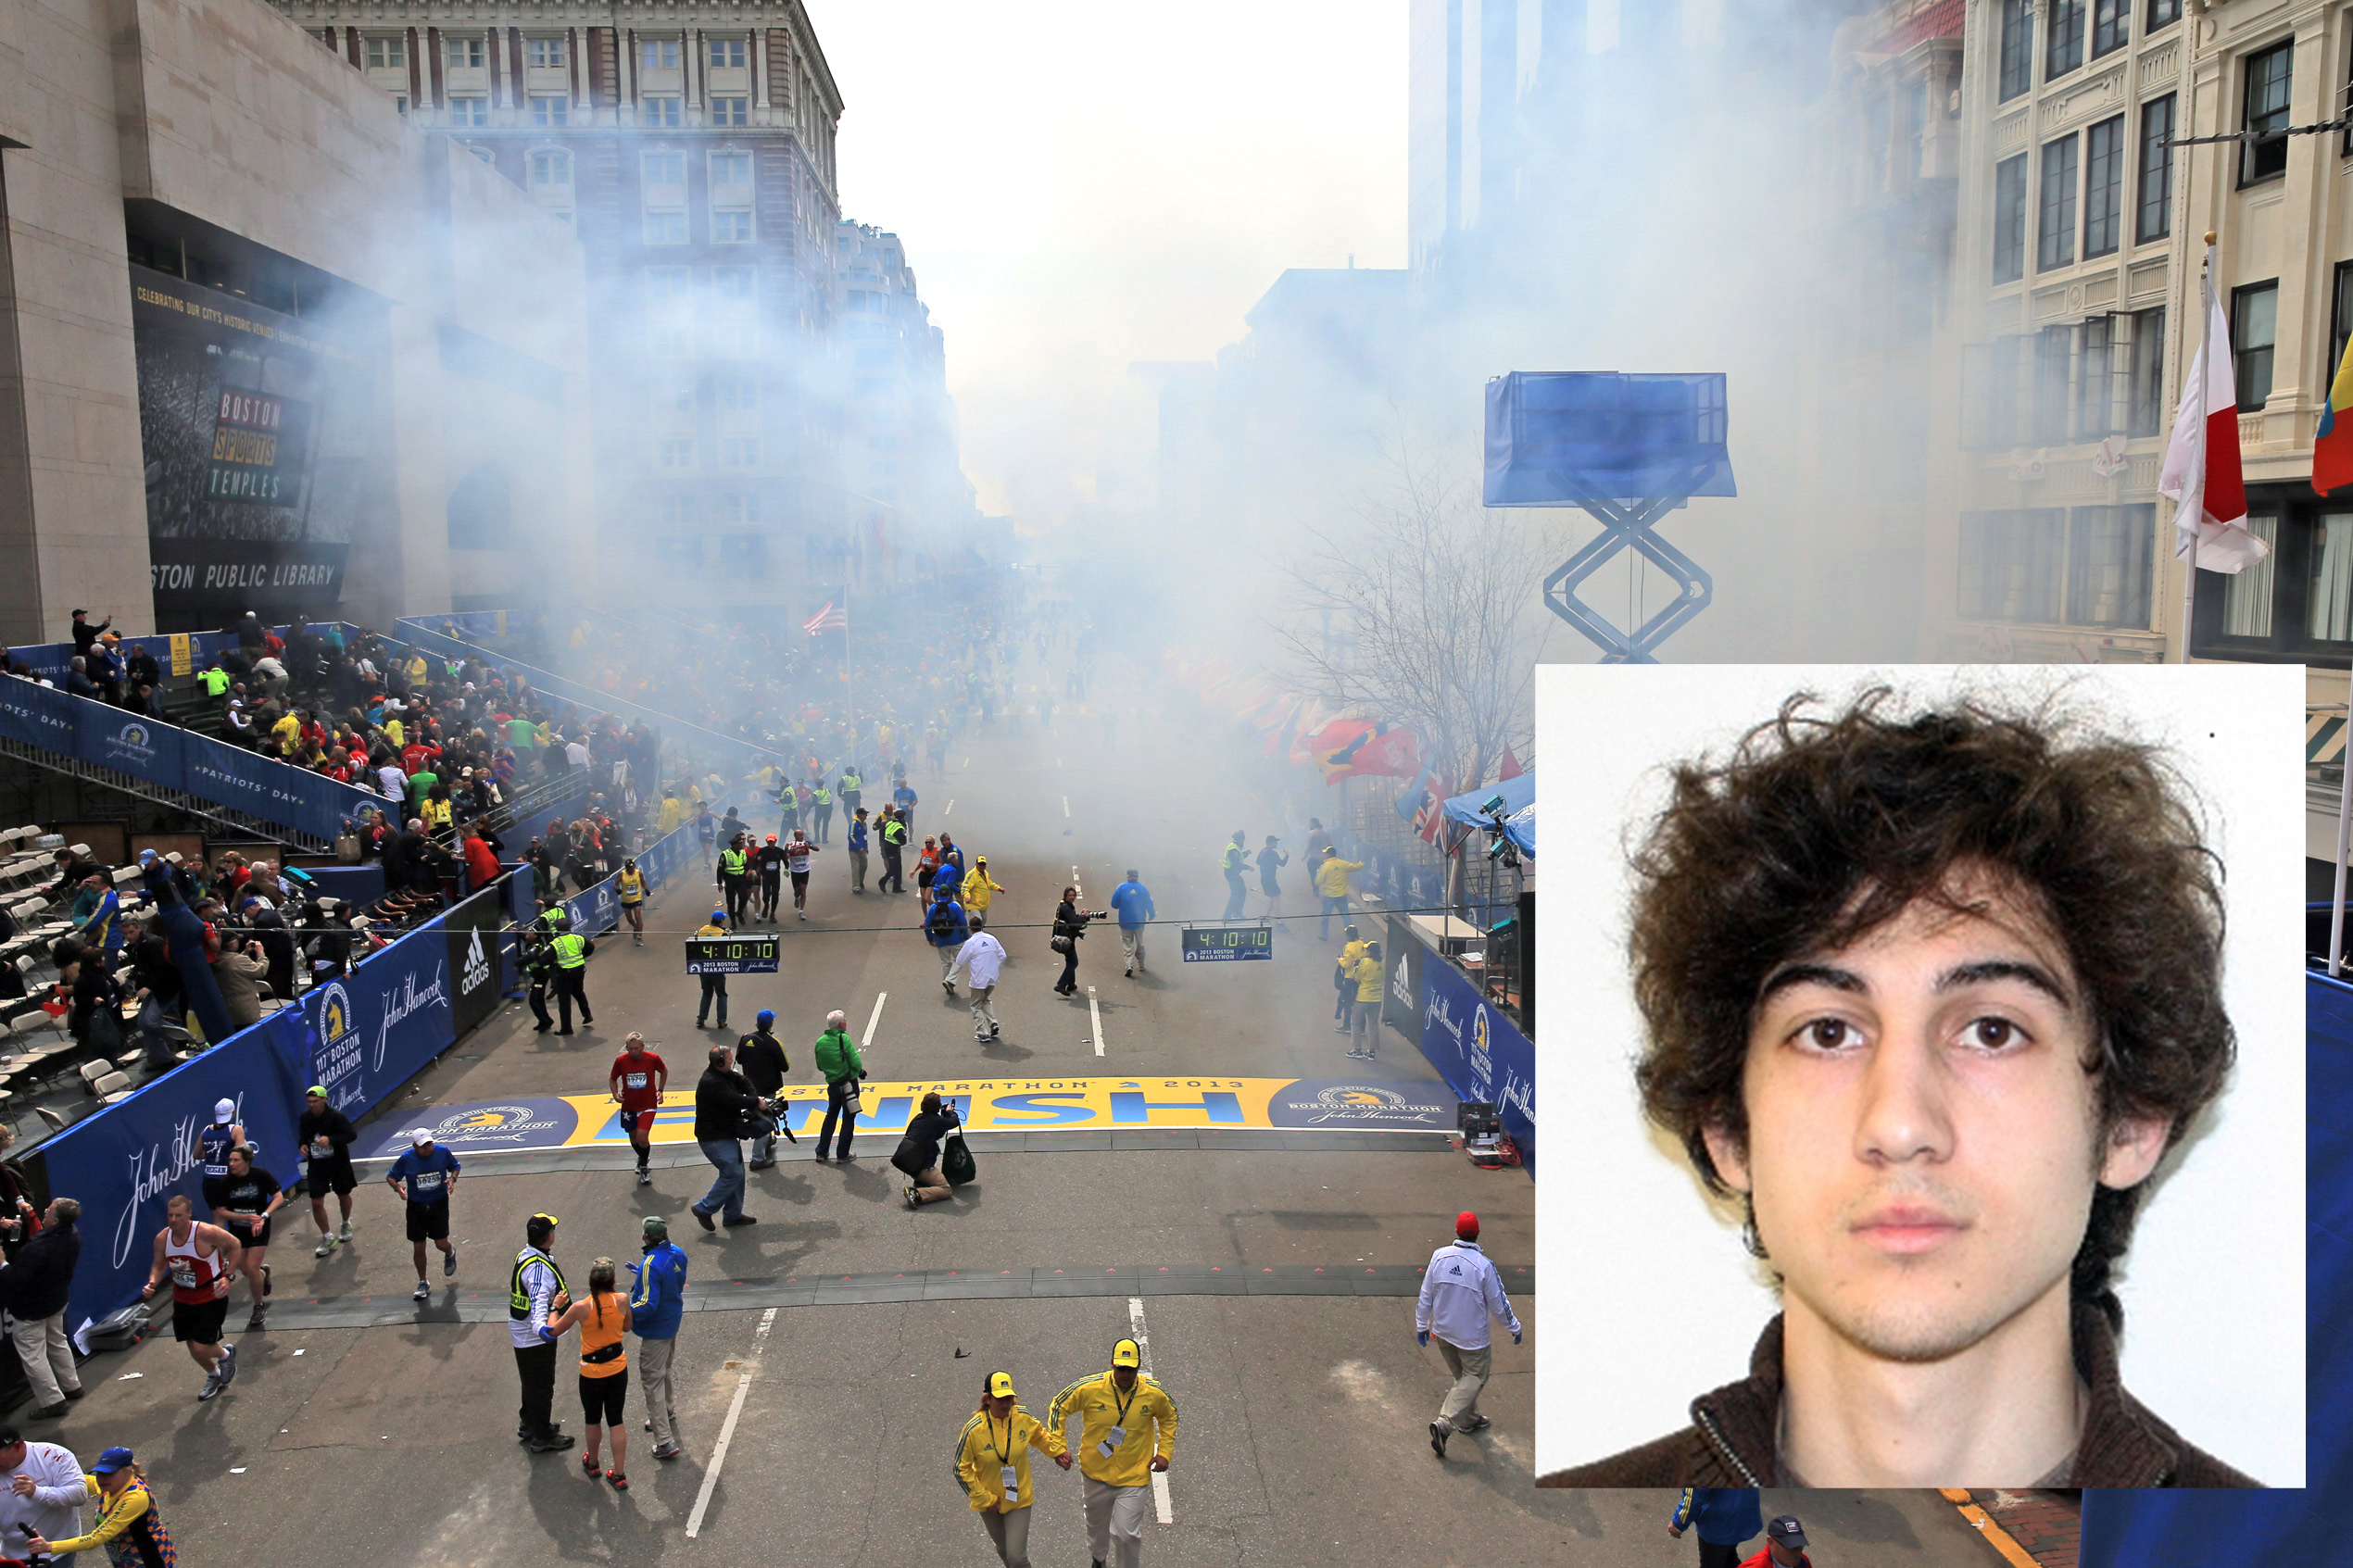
top-left (1180, 926), bottom-right (1274, 962)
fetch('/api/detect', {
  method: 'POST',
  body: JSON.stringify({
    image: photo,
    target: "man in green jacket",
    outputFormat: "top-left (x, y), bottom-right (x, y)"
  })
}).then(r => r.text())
top-left (812, 1010), bottom-right (865, 1161)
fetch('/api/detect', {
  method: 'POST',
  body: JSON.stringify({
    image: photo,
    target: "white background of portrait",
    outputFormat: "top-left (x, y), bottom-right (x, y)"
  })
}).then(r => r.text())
top-left (1533, 663), bottom-right (2305, 1485)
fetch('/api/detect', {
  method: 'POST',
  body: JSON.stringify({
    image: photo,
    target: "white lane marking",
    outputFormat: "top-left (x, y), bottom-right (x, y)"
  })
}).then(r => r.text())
top-left (863, 990), bottom-right (888, 1049)
top-left (1088, 986), bottom-right (1104, 1057)
top-left (1062, 797), bottom-right (1070, 818)
top-left (685, 1306), bottom-right (779, 1537)
top-left (1056, 757), bottom-right (1063, 768)
top-left (1126, 1297), bottom-right (1175, 1524)
top-left (963, 757), bottom-right (971, 769)
top-left (944, 799), bottom-right (955, 817)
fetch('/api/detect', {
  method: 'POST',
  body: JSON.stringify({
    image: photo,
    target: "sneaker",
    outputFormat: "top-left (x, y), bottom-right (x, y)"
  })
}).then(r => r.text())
top-left (413, 1280), bottom-right (430, 1300)
top-left (196, 1373), bottom-right (223, 1402)
top-left (261, 1263), bottom-right (271, 1297)
top-left (581, 1454), bottom-right (603, 1480)
top-left (748, 1158), bottom-right (775, 1171)
top-left (636, 1167), bottom-right (653, 1186)
top-left (245, 1311), bottom-right (266, 1332)
top-left (722, 1214), bottom-right (758, 1227)
top-left (339, 1221), bottom-right (352, 1240)
top-left (652, 1441), bottom-right (684, 1461)
top-left (798, 910), bottom-right (806, 921)
top-left (527, 1432), bottom-right (576, 1454)
top-left (217, 1343), bottom-right (238, 1385)
top-left (974, 1032), bottom-right (989, 1043)
top-left (1124, 967), bottom-right (1133, 977)
top-left (904, 1183), bottom-right (919, 1210)
top-left (1343, 1049), bottom-right (1369, 1060)
top-left (943, 981), bottom-right (955, 995)
top-left (695, 1209), bottom-right (715, 1232)
top-left (31, 1402), bottom-right (66, 1420)
top-left (988, 1023), bottom-right (1000, 1038)
top-left (315, 1236), bottom-right (334, 1258)
top-left (607, 1470), bottom-right (629, 1490)
top-left (1459, 1415), bottom-right (1491, 1433)
top-left (443, 1249), bottom-right (458, 1276)
top-left (1428, 1420), bottom-right (1449, 1459)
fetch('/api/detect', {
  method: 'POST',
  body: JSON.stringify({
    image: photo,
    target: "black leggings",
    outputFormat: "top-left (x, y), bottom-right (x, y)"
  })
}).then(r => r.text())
top-left (580, 1368), bottom-right (628, 1427)
top-left (1057, 947), bottom-right (1080, 991)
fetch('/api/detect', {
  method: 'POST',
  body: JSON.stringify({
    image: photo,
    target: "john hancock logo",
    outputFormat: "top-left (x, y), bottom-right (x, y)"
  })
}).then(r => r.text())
top-left (102, 722), bottom-right (157, 770)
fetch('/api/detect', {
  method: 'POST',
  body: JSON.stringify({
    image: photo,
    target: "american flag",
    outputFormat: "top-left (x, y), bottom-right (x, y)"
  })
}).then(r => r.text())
top-left (802, 602), bottom-right (848, 634)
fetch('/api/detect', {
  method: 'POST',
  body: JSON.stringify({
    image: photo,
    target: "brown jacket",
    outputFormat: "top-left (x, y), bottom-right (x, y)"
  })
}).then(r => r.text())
top-left (1538, 1303), bottom-right (2258, 1488)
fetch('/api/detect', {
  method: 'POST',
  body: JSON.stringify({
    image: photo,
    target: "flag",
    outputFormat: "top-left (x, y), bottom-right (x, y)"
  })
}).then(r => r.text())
top-left (802, 602), bottom-right (848, 634)
top-left (1498, 746), bottom-right (1525, 781)
top-left (2158, 263), bottom-right (2271, 572)
top-left (1298, 714), bottom-right (1367, 767)
top-left (2322, 329), bottom-right (2353, 495)
top-left (1320, 721), bottom-right (1420, 784)
top-left (1414, 771), bottom-right (1451, 844)
top-left (1395, 759), bottom-right (1435, 824)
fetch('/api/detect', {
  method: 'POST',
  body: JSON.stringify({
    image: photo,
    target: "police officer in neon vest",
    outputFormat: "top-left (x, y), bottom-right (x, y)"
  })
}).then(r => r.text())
top-left (812, 782), bottom-right (834, 845)
top-left (510, 1211), bottom-right (573, 1451)
top-left (718, 835), bottom-right (751, 925)
top-left (548, 912), bottom-right (594, 1035)
top-left (878, 809), bottom-right (909, 895)
top-left (1220, 832), bottom-right (1250, 921)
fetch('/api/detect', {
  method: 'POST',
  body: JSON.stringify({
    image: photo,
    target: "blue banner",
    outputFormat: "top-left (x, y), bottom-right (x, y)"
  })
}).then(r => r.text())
top-left (35, 1009), bottom-right (312, 1348)
top-left (1418, 951), bottom-right (1536, 1174)
top-left (300, 919), bottom-right (455, 1119)
top-left (76, 705), bottom-right (186, 788)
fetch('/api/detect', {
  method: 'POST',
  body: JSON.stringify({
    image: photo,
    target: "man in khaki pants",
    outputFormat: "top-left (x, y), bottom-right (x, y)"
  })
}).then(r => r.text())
top-left (1416, 1210), bottom-right (1521, 1459)
top-left (1047, 1337), bottom-right (1176, 1568)
top-left (0, 1198), bottom-right (84, 1417)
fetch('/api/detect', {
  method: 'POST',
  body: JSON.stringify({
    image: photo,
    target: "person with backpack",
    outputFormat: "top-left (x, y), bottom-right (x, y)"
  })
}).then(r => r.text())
top-left (1051, 886), bottom-right (1103, 997)
top-left (894, 1091), bottom-right (963, 1209)
top-left (925, 892), bottom-right (971, 996)
top-left (736, 1011), bottom-right (796, 1168)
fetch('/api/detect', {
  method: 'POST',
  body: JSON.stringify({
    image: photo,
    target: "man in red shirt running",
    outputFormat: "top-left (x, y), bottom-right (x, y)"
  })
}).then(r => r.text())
top-left (1743, 1515), bottom-right (1810, 1568)
top-left (610, 1032), bottom-right (669, 1186)
top-left (784, 830), bottom-right (821, 922)
top-left (142, 1193), bottom-right (243, 1400)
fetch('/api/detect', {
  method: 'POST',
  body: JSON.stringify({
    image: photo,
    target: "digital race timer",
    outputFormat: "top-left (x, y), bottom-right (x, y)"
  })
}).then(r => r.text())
top-left (1180, 925), bottom-right (1274, 962)
top-left (685, 937), bottom-right (782, 974)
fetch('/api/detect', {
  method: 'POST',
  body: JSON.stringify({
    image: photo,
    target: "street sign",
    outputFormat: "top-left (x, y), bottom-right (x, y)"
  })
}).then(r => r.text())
top-left (685, 936), bottom-right (780, 974)
top-left (1180, 923), bottom-right (1274, 962)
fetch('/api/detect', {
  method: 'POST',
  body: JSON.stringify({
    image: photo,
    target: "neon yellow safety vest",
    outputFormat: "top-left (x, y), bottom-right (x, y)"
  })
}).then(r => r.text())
top-left (722, 848), bottom-right (748, 878)
top-left (510, 1248), bottom-right (566, 1319)
top-left (1222, 845), bottom-right (1247, 872)
top-left (552, 934), bottom-right (587, 969)
top-left (813, 786), bottom-right (832, 807)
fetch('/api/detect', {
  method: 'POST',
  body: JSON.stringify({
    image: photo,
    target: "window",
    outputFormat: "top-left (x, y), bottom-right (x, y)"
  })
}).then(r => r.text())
top-left (711, 151), bottom-right (753, 188)
top-left (2078, 317), bottom-right (2116, 439)
top-left (645, 267), bottom-right (690, 301)
top-left (531, 95), bottom-right (569, 127)
top-left (658, 439), bottom-right (696, 470)
top-left (394, 95), bottom-right (409, 116)
top-left (2092, 0), bottom-right (2128, 59)
top-left (447, 96), bottom-right (488, 127)
top-left (641, 150), bottom-right (686, 188)
top-left (717, 377), bottom-right (758, 410)
top-left (2233, 281), bottom-right (2279, 408)
top-left (447, 36), bottom-right (484, 69)
top-left (639, 38), bottom-right (680, 70)
top-left (648, 323), bottom-right (690, 356)
top-left (645, 210), bottom-right (688, 245)
top-left (2045, 0), bottom-right (2085, 80)
top-left (711, 210), bottom-right (752, 244)
top-left (643, 96), bottom-right (683, 129)
top-left (2084, 116), bottom-right (2124, 257)
top-left (2129, 307), bottom-right (2168, 436)
top-left (657, 380), bottom-right (695, 414)
top-left (2033, 325), bottom-right (2077, 444)
top-left (721, 437), bottom-right (759, 468)
top-left (717, 494), bottom-right (757, 525)
top-left (2039, 135), bottom-right (2079, 272)
top-left (2314, 515), bottom-right (2353, 643)
top-left (2243, 42), bottom-right (2293, 184)
top-left (527, 149), bottom-right (572, 188)
top-left (2067, 507), bottom-right (2155, 628)
top-left (466, 144), bottom-right (495, 168)
top-left (2332, 261), bottom-right (2353, 400)
top-left (710, 37), bottom-right (747, 69)
top-left (711, 267), bottom-right (756, 302)
top-left (2147, 0), bottom-right (2180, 26)
top-left (2221, 515), bottom-right (2280, 637)
top-left (711, 96), bottom-right (749, 127)
top-left (660, 495), bottom-right (692, 529)
top-left (658, 536), bottom-right (704, 572)
top-left (1959, 510), bottom-right (2066, 622)
top-left (1994, 154), bottom-right (2030, 284)
top-left (1999, 0), bottom-right (2033, 103)
top-left (528, 36), bottom-right (566, 69)
top-left (2137, 95), bottom-right (2176, 245)
top-left (365, 35), bottom-right (405, 69)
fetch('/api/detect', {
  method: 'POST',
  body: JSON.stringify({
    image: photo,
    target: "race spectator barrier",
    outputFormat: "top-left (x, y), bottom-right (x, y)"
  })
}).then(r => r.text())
top-left (1412, 948), bottom-right (1537, 1176)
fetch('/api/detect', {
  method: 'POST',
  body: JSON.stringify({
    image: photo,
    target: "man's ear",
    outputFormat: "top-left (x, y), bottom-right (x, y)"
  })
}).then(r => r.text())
top-left (2097, 1112), bottom-right (2170, 1191)
top-left (1701, 1122), bottom-right (1754, 1195)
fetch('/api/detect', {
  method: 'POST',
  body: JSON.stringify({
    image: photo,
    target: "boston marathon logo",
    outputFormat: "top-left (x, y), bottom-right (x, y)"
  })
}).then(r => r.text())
top-left (1470, 1005), bottom-right (1493, 1096)
top-left (312, 981), bottom-right (362, 1103)
top-left (101, 722), bottom-right (157, 770)
top-left (431, 1104), bottom-right (560, 1145)
top-left (1286, 1083), bottom-right (1451, 1127)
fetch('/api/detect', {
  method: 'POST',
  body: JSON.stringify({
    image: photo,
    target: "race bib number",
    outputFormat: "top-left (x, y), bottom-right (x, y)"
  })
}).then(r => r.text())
top-left (625, 1073), bottom-right (648, 1090)
top-left (411, 1171), bottom-right (443, 1193)
top-left (170, 1264), bottom-right (197, 1288)
top-left (311, 1137), bottom-right (333, 1159)
top-left (1000, 1465), bottom-right (1018, 1499)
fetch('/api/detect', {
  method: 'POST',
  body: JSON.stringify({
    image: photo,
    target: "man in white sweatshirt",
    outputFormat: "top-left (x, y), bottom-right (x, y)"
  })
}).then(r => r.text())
top-left (956, 916), bottom-right (1007, 1043)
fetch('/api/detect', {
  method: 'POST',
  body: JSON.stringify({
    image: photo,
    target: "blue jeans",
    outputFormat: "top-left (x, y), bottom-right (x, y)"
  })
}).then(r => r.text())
top-left (1319, 895), bottom-right (1347, 938)
top-left (693, 1139), bottom-right (746, 1221)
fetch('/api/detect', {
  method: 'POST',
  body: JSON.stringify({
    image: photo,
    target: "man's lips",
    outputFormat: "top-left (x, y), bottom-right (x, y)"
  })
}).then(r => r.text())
top-left (1851, 1205), bottom-right (1968, 1254)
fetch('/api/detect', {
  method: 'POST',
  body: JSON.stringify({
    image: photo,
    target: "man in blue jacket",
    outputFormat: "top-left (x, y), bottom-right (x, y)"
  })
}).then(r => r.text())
top-left (1667, 1487), bottom-right (1763, 1568)
top-left (1110, 870), bottom-right (1155, 977)
top-left (925, 894), bottom-right (969, 996)
top-left (628, 1215), bottom-right (688, 1461)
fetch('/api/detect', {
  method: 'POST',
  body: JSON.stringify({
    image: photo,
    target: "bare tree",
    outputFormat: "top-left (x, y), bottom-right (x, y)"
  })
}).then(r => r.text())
top-left (1277, 437), bottom-right (1561, 795)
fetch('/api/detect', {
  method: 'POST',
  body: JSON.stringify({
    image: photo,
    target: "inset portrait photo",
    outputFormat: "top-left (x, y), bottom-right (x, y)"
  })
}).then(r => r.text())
top-left (1533, 664), bottom-right (2304, 1488)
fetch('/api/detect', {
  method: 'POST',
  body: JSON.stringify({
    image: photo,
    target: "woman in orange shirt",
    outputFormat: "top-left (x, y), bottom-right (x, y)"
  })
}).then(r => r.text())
top-left (547, 1257), bottom-right (634, 1488)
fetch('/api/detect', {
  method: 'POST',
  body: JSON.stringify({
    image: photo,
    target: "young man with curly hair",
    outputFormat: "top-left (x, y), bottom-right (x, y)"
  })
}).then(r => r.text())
top-left (1542, 688), bottom-right (2255, 1489)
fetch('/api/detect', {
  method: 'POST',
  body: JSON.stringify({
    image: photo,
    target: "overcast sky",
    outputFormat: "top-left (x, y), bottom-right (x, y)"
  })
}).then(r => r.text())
top-left (802, 0), bottom-right (1408, 529)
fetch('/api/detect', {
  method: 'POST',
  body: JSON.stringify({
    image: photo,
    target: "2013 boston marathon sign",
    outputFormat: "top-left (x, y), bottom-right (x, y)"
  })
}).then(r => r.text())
top-left (359, 1076), bottom-right (1461, 1156)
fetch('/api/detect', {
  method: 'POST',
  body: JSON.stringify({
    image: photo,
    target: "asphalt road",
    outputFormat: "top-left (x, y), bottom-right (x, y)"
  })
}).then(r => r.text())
top-left (31, 656), bottom-right (2032, 1566)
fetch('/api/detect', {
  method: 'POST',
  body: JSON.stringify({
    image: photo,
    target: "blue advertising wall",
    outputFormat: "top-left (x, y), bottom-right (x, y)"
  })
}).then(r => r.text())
top-left (1327, 821), bottom-right (1447, 914)
top-left (0, 672), bottom-right (378, 841)
top-left (1416, 951), bottom-right (1536, 1176)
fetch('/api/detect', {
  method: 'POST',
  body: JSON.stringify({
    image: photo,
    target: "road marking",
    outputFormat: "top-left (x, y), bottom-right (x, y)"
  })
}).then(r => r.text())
top-left (1056, 757), bottom-right (1063, 768)
top-left (963, 757), bottom-right (971, 769)
top-left (1088, 986), bottom-right (1103, 1057)
top-left (863, 991), bottom-right (887, 1053)
top-left (1126, 1297), bottom-right (1175, 1524)
top-left (685, 1305), bottom-right (778, 1537)
top-left (944, 799), bottom-right (954, 817)
top-left (1062, 797), bottom-right (1070, 818)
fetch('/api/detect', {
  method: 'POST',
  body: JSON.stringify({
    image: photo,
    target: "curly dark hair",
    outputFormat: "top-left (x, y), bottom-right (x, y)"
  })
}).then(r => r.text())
top-left (1629, 686), bottom-right (2234, 1335)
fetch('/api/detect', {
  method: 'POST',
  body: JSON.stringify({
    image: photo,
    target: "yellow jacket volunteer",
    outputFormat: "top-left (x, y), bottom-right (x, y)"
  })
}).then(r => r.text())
top-left (1048, 1359), bottom-right (1178, 1486)
top-left (1315, 855), bottom-right (1363, 898)
top-left (955, 1376), bottom-right (1065, 1512)
top-left (617, 866), bottom-right (647, 906)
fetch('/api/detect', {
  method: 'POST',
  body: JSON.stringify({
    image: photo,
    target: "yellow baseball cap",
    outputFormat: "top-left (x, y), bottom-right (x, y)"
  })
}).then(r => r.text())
top-left (1112, 1337), bottom-right (1141, 1369)
top-left (987, 1370), bottom-right (1016, 1399)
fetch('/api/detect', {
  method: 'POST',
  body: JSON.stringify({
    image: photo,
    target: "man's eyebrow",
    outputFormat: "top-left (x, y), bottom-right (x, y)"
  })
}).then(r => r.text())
top-left (1756, 962), bottom-right (1865, 1005)
top-left (1936, 959), bottom-right (2075, 1008)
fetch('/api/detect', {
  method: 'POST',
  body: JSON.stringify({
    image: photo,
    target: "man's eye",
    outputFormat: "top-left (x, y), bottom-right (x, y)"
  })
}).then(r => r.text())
top-left (1967, 1017), bottom-right (2022, 1049)
top-left (1804, 1019), bottom-right (1859, 1049)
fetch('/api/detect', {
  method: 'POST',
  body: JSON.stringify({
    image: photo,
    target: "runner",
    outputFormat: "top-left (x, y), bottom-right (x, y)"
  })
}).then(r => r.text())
top-left (915, 837), bottom-right (942, 912)
top-left (616, 856), bottom-right (648, 946)
top-left (755, 834), bottom-right (786, 922)
top-left (545, 1257), bottom-right (632, 1488)
top-left (893, 774), bottom-right (918, 836)
top-left (205, 1146), bottom-right (283, 1331)
top-left (297, 1085), bottom-right (359, 1256)
top-left (196, 1098), bottom-right (245, 1185)
top-left (784, 828), bottom-right (821, 921)
top-left (609, 1032), bottom-right (670, 1186)
top-left (142, 1194), bottom-right (241, 1400)
top-left (383, 1127), bottom-right (461, 1300)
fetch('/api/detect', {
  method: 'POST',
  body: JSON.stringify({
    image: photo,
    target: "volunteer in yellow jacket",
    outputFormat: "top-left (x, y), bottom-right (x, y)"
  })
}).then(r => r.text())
top-left (1315, 847), bottom-right (1363, 940)
top-left (1047, 1337), bottom-right (1177, 1568)
top-left (955, 1369), bottom-right (1069, 1568)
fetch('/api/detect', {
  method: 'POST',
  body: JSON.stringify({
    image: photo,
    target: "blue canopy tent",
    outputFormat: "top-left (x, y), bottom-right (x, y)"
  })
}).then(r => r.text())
top-left (1443, 773), bottom-right (1534, 859)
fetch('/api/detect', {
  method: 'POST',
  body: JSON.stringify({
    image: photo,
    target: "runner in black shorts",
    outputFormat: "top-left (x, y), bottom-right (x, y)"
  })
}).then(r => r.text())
top-left (206, 1147), bottom-right (283, 1331)
top-left (298, 1085), bottom-right (359, 1257)
top-left (384, 1129), bottom-right (460, 1301)
top-left (145, 1194), bottom-right (241, 1400)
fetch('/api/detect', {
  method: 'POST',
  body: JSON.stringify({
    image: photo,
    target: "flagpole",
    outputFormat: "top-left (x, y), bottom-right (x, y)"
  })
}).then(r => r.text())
top-left (2181, 233), bottom-right (2215, 666)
